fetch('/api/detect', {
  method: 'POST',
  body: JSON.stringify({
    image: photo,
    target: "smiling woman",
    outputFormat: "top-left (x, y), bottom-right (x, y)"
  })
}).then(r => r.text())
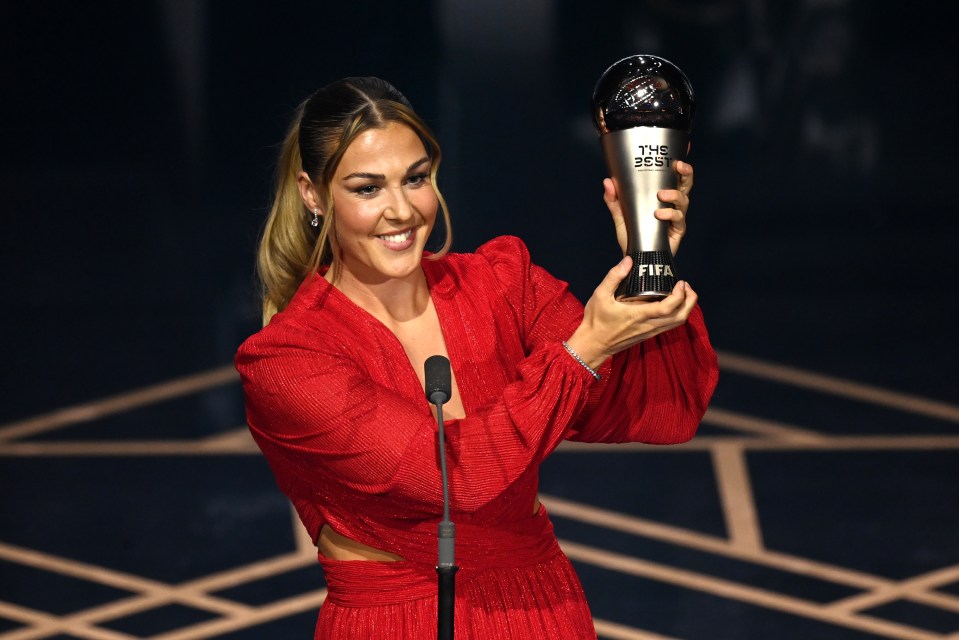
top-left (235, 76), bottom-right (719, 639)
top-left (301, 123), bottom-right (439, 290)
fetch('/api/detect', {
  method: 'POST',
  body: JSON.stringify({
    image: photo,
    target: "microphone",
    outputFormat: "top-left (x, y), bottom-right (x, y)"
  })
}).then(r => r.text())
top-left (425, 355), bottom-right (452, 406)
top-left (424, 355), bottom-right (456, 640)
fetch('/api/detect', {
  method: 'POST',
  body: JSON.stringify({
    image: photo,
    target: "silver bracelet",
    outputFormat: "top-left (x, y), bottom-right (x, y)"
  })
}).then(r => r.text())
top-left (561, 341), bottom-right (602, 381)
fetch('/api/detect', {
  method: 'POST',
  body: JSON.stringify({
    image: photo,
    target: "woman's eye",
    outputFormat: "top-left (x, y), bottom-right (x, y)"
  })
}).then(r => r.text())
top-left (354, 184), bottom-right (379, 196)
top-left (406, 173), bottom-right (429, 187)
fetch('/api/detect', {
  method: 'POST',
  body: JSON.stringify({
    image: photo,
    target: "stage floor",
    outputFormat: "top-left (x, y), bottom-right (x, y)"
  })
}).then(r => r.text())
top-left (1, 348), bottom-right (957, 639)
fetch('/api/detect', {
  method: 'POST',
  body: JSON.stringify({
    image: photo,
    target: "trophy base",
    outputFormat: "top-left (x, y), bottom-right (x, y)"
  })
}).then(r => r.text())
top-left (616, 250), bottom-right (676, 301)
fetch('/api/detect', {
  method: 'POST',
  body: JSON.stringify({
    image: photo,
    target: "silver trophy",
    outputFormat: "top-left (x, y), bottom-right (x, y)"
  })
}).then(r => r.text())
top-left (592, 55), bottom-right (695, 300)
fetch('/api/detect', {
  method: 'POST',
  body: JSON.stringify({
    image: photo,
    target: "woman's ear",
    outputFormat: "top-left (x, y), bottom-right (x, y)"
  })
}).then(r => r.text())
top-left (297, 171), bottom-right (324, 215)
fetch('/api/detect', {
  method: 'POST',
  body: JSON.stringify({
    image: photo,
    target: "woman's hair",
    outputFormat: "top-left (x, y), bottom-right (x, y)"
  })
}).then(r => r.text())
top-left (257, 77), bottom-right (452, 324)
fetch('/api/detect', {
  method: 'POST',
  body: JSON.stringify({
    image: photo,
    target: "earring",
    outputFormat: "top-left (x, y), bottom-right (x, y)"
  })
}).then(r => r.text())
top-left (310, 208), bottom-right (320, 228)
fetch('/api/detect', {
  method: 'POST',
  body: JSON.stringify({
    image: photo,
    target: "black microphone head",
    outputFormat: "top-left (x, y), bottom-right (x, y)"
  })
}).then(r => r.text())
top-left (424, 355), bottom-right (452, 405)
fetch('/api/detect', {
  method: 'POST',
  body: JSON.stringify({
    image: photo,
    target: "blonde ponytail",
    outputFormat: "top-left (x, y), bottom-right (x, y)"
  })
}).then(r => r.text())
top-left (256, 106), bottom-right (330, 324)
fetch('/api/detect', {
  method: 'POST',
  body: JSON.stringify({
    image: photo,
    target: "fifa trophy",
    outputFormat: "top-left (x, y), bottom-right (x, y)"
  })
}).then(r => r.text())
top-left (592, 55), bottom-right (695, 300)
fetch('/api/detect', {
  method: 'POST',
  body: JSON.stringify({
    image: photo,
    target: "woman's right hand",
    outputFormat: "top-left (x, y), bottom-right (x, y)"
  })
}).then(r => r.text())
top-left (563, 255), bottom-right (699, 369)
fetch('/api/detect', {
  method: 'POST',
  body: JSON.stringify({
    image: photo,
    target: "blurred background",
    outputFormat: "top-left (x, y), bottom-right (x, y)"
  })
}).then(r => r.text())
top-left (2, 1), bottom-right (957, 638)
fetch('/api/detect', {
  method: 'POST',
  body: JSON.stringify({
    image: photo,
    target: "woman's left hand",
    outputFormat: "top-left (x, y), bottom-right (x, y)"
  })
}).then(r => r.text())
top-left (603, 160), bottom-right (695, 257)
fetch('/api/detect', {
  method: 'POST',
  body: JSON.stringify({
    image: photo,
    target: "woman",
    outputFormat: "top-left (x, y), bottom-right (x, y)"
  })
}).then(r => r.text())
top-left (236, 76), bottom-right (718, 639)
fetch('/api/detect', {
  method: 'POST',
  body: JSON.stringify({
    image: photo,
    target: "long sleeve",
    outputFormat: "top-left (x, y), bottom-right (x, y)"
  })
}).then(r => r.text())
top-left (471, 236), bottom-right (718, 446)
top-left (565, 304), bottom-right (718, 444)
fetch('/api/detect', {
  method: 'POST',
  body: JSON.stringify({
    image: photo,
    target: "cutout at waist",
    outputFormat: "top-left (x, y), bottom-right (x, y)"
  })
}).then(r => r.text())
top-left (318, 525), bottom-right (405, 562)
top-left (317, 499), bottom-right (543, 562)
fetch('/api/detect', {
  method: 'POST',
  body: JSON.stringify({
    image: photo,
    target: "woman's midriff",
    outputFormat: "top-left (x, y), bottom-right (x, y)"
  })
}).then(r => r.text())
top-left (317, 498), bottom-right (543, 562)
top-left (318, 525), bottom-right (405, 561)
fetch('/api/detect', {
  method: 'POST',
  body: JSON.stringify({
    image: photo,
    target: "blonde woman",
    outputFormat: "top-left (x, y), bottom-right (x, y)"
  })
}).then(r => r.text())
top-left (236, 76), bottom-right (718, 639)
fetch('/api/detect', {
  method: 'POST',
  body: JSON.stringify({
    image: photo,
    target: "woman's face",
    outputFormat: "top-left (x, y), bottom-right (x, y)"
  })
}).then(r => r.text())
top-left (328, 122), bottom-right (438, 286)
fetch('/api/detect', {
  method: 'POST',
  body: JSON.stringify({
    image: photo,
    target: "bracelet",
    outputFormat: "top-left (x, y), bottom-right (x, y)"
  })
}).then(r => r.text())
top-left (561, 341), bottom-right (602, 381)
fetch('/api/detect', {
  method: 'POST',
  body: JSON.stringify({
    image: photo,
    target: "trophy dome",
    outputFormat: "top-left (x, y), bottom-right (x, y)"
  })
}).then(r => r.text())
top-left (592, 55), bottom-right (694, 133)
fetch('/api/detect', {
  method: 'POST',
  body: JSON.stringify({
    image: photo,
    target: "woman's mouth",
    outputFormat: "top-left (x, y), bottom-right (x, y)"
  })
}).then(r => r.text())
top-left (376, 228), bottom-right (415, 250)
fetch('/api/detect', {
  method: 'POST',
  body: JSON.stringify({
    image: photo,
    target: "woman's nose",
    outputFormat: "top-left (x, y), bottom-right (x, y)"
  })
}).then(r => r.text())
top-left (384, 188), bottom-right (414, 221)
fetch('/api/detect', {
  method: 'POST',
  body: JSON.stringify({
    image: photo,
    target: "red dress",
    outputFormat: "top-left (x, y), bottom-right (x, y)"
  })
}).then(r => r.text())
top-left (235, 236), bottom-right (719, 639)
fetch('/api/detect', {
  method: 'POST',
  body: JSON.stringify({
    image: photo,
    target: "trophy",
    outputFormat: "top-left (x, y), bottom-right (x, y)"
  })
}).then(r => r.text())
top-left (592, 55), bottom-right (695, 300)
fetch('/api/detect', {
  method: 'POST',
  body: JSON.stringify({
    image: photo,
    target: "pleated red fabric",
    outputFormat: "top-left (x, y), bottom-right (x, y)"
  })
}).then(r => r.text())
top-left (236, 236), bottom-right (719, 639)
top-left (316, 545), bottom-right (596, 639)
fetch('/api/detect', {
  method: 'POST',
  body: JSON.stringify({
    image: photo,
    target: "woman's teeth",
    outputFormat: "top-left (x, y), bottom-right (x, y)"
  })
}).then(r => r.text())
top-left (379, 230), bottom-right (412, 243)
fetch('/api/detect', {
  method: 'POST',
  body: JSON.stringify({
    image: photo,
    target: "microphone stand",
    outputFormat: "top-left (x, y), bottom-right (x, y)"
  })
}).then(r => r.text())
top-left (425, 356), bottom-right (457, 640)
top-left (433, 397), bottom-right (457, 640)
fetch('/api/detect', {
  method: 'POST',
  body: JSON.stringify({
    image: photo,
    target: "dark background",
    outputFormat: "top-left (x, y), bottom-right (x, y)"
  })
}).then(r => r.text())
top-left (1, 2), bottom-right (958, 637)
top-left (3, 0), bottom-right (956, 416)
